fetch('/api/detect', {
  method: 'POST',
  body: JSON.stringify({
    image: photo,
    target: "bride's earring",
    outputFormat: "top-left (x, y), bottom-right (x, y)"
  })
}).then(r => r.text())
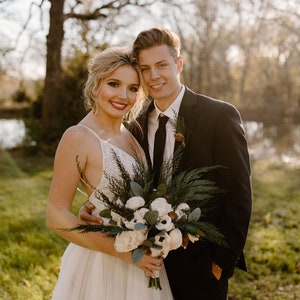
top-left (93, 102), bottom-right (98, 116)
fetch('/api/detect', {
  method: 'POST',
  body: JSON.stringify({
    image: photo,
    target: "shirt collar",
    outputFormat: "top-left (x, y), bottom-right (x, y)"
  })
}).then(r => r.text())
top-left (153, 86), bottom-right (185, 122)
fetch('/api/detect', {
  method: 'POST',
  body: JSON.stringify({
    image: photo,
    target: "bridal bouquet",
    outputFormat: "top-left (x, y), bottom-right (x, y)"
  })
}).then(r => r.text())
top-left (73, 153), bottom-right (227, 289)
top-left (71, 117), bottom-right (227, 290)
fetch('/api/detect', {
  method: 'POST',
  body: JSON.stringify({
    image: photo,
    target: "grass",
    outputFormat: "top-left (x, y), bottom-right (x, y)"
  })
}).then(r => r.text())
top-left (0, 149), bottom-right (85, 300)
top-left (0, 149), bottom-right (299, 299)
top-left (229, 160), bottom-right (300, 299)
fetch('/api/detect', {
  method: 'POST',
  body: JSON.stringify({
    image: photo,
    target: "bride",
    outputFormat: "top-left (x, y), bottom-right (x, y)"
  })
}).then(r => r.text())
top-left (46, 47), bottom-right (173, 299)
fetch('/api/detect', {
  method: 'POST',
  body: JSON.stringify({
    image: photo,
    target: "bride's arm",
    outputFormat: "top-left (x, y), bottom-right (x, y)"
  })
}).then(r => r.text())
top-left (46, 126), bottom-right (162, 277)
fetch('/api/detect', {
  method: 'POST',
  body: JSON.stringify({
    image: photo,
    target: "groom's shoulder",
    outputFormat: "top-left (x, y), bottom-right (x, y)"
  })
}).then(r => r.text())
top-left (184, 86), bottom-right (237, 111)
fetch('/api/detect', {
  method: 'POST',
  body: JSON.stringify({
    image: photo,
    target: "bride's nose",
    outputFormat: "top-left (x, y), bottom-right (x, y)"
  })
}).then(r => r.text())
top-left (118, 88), bottom-right (128, 99)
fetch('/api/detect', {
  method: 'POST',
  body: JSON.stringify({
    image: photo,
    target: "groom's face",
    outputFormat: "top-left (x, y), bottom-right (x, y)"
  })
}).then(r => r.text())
top-left (138, 45), bottom-right (183, 111)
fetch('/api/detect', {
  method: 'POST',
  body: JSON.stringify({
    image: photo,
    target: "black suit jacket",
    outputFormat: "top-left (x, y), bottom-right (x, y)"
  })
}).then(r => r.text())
top-left (130, 87), bottom-right (252, 299)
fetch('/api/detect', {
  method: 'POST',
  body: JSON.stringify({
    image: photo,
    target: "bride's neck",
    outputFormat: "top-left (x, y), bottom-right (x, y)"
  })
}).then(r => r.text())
top-left (91, 112), bottom-right (123, 135)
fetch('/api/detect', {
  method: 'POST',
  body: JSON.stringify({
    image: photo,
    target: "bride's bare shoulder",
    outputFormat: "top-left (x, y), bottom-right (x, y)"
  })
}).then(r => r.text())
top-left (57, 125), bottom-right (97, 155)
top-left (62, 124), bottom-right (90, 140)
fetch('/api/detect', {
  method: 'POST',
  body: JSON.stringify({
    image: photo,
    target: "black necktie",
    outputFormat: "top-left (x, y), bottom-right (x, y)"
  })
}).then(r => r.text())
top-left (153, 114), bottom-right (169, 187)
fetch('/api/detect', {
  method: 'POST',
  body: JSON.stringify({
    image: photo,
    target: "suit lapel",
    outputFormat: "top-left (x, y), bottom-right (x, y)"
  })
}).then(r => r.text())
top-left (134, 100), bottom-right (155, 168)
top-left (177, 87), bottom-right (199, 152)
top-left (133, 88), bottom-right (199, 169)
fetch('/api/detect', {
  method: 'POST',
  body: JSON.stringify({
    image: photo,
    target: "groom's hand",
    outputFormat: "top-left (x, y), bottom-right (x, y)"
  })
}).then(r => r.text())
top-left (79, 200), bottom-right (103, 224)
top-left (212, 261), bottom-right (222, 280)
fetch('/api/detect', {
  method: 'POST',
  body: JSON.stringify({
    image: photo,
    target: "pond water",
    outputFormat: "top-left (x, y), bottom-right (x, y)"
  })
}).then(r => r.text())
top-left (244, 121), bottom-right (300, 167)
top-left (1, 119), bottom-right (300, 167)
top-left (0, 119), bottom-right (26, 149)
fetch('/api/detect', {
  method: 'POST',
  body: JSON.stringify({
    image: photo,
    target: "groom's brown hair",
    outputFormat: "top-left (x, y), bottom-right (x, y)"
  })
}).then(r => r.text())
top-left (132, 28), bottom-right (181, 62)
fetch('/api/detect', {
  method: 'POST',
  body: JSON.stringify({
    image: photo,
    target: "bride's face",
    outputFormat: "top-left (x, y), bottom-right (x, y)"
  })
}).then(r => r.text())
top-left (95, 65), bottom-right (140, 119)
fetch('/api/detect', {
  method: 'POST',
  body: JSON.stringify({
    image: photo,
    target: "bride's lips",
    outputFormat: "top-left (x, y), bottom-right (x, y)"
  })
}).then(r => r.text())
top-left (110, 101), bottom-right (127, 110)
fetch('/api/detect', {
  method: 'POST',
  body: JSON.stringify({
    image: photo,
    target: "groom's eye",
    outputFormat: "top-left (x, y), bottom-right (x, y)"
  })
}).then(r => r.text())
top-left (140, 67), bottom-right (150, 73)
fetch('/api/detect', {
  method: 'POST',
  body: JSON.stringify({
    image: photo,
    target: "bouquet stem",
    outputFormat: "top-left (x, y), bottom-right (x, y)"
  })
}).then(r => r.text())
top-left (148, 271), bottom-right (161, 290)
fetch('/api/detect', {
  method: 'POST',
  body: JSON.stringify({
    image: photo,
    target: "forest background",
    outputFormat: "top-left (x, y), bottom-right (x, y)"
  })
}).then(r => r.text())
top-left (1, 0), bottom-right (299, 150)
top-left (0, 0), bottom-right (299, 299)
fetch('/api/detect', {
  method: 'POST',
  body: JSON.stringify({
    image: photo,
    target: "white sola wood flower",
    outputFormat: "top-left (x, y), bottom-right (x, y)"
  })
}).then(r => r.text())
top-left (125, 196), bottom-right (145, 210)
top-left (187, 233), bottom-right (199, 243)
top-left (111, 211), bottom-right (125, 227)
top-left (114, 230), bottom-right (146, 252)
top-left (155, 215), bottom-right (174, 231)
top-left (175, 202), bottom-right (190, 218)
top-left (124, 208), bottom-right (149, 230)
top-left (151, 232), bottom-right (171, 258)
top-left (150, 197), bottom-right (172, 217)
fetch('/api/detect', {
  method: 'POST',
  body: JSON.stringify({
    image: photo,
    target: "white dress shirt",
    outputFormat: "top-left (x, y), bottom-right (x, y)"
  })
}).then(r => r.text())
top-left (148, 86), bottom-right (185, 165)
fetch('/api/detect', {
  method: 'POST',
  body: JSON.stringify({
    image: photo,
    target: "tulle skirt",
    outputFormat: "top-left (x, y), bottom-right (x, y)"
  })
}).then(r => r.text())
top-left (52, 243), bottom-right (173, 300)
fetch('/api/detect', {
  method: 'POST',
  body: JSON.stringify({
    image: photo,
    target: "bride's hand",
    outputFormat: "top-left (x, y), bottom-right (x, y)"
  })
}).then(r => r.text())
top-left (79, 200), bottom-right (103, 224)
top-left (133, 254), bottom-right (163, 278)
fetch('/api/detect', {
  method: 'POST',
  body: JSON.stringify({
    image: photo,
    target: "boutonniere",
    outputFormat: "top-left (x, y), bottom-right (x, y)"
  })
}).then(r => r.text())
top-left (171, 113), bottom-right (186, 148)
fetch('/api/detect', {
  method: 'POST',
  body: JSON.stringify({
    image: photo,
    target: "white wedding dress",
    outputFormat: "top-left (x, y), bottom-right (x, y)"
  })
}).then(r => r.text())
top-left (52, 125), bottom-right (173, 300)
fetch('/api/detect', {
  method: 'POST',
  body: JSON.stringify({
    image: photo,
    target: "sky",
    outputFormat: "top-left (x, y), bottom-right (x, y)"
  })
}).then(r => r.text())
top-left (1, 0), bottom-right (50, 79)
top-left (0, 0), bottom-right (168, 80)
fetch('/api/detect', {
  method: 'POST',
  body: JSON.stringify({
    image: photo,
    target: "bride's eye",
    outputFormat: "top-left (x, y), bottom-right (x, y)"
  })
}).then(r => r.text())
top-left (108, 81), bottom-right (119, 88)
top-left (130, 86), bottom-right (139, 92)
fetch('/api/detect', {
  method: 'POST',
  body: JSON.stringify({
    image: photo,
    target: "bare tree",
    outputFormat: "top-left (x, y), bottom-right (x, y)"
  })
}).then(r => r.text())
top-left (42, 0), bottom-right (170, 148)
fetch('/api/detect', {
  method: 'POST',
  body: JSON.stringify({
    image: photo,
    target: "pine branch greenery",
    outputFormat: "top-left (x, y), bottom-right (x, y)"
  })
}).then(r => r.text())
top-left (72, 114), bottom-right (228, 271)
top-left (70, 115), bottom-right (229, 289)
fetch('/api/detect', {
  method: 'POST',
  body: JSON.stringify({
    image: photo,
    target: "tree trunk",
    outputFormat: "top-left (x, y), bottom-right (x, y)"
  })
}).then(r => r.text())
top-left (42, 0), bottom-right (65, 146)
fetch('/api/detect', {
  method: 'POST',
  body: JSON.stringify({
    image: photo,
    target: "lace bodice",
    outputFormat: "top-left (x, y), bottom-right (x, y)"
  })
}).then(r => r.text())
top-left (78, 125), bottom-right (140, 223)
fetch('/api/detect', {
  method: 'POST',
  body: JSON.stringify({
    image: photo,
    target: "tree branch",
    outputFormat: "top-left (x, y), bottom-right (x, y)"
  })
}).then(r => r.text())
top-left (64, 0), bottom-right (160, 20)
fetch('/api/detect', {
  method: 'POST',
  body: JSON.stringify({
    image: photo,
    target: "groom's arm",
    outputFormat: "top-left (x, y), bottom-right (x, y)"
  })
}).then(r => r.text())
top-left (79, 201), bottom-right (103, 224)
top-left (212, 104), bottom-right (252, 274)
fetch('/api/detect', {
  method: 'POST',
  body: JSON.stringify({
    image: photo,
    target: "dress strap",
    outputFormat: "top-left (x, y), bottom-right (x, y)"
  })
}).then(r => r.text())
top-left (77, 124), bottom-right (102, 142)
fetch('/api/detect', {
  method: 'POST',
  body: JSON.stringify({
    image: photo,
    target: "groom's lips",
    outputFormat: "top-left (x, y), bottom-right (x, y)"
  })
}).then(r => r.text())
top-left (150, 83), bottom-right (165, 91)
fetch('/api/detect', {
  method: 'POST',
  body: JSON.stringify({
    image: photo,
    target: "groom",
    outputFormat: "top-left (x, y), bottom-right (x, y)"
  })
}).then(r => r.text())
top-left (81, 28), bottom-right (252, 299)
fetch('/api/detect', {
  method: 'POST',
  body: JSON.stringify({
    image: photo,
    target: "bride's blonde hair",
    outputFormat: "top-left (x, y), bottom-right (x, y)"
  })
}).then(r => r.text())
top-left (83, 46), bottom-right (146, 116)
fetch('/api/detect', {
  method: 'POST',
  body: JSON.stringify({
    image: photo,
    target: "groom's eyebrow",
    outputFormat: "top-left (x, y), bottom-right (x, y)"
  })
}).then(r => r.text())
top-left (139, 60), bottom-right (167, 67)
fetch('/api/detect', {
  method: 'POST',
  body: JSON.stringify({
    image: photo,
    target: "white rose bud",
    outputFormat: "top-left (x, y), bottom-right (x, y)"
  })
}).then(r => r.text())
top-left (114, 230), bottom-right (146, 252)
top-left (134, 208), bottom-right (149, 223)
top-left (150, 197), bottom-right (172, 217)
top-left (125, 196), bottom-right (145, 211)
top-left (169, 228), bottom-right (183, 250)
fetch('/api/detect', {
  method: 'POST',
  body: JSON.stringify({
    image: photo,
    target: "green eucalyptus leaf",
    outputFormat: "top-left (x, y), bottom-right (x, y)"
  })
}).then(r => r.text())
top-left (130, 181), bottom-right (143, 196)
top-left (108, 219), bottom-right (117, 225)
top-left (151, 244), bottom-right (163, 250)
top-left (151, 183), bottom-right (167, 198)
top-left (99, 209), bottom-right (111, 218)
top-left (134, 223), bottom-right (147, 230)
top-left (188, 207), bottom-right (201, 222)
top-left (144, 210), bottom-right (159, 225)
top-left (131, 248), bottom-right (144, 264)
top-left (142, 239), bottom-right (154, 247)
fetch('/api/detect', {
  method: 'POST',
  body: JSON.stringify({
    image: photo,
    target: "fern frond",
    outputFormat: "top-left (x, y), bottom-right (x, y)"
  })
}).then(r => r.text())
top-left (67, 224), bottom-right (126, 237)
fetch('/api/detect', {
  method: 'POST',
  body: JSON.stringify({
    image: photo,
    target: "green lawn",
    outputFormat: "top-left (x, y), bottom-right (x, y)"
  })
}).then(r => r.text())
top-left (0, 149), bottom-right (299, 299)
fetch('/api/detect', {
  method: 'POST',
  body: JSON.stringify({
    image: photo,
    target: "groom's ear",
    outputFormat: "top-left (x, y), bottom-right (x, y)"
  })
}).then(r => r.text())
top-left (176, 56), bottom-right (183, 73)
